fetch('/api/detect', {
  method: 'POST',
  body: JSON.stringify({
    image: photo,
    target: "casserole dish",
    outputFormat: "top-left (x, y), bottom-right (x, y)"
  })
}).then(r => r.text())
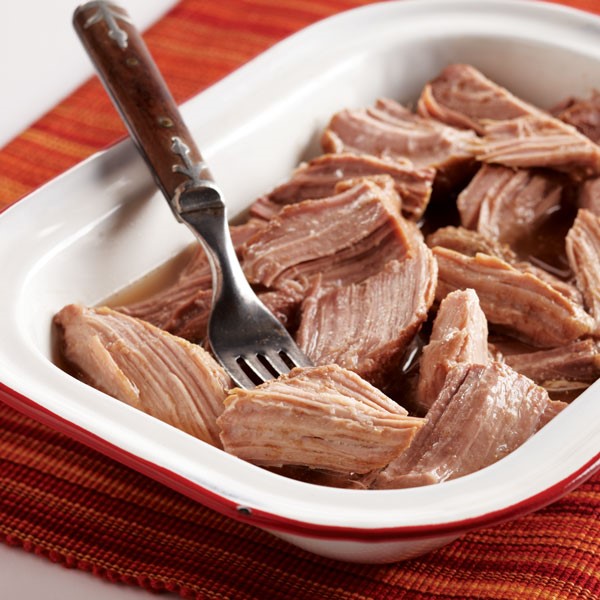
top-left (0, 0), bottom-right (599, 563)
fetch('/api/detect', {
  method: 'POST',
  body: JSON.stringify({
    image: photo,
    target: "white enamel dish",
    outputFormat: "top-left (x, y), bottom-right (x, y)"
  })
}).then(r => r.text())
top-left (1, 0), bottom-right (599, 564)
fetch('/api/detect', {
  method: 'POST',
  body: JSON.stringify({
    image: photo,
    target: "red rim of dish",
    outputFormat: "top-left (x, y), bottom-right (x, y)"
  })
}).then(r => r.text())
top-left (2, 381), bottom-right (599, 543)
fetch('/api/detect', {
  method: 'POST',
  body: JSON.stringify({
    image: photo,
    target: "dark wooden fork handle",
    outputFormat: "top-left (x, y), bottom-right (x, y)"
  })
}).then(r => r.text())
top-left (73, 1), bottom-right (210, 202)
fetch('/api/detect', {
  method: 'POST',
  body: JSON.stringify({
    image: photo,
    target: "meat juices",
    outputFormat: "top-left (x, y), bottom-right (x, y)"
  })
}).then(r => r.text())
top-left (115, 221), bottom-right (265, 342)
top-left (55, 63), bottom-right (600, 491)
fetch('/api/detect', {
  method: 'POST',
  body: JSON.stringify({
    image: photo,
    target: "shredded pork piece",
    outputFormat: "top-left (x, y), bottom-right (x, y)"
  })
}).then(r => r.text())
top-left (321, 98), bottom-right (476, 184)
top-left (418, 63), bottom-right (542, 134)
top-left (504, 338), bottom-right (600, 385)
top-left (470, 114), bottom-right (600, 178)
top-left (242, 178), bottom-right (409, 293)
top-left (427, 226), bottom-right (583, 305)
top-left (432, 246), bottom-right (594, 347)
top-left (296, 221), bottom-right (437, 387)
top-left (417, 289), bottom-right (489, 411)
top-left (553, 90), bottom-right (600, 144)
top-left (456, 164), bottom-right (563, 246)
top-left (566, 209), bottom-right (600, 333)
top-left (578, 177), bottom-right (600, 216)
top-left (218, 364), bottom-right (424, 475)
top-left (251, 152), bottom-right (435, 221)
top-left (54, 304), bottom-right (232, 447)
top-left (374, 362), bottom-right (562, 489)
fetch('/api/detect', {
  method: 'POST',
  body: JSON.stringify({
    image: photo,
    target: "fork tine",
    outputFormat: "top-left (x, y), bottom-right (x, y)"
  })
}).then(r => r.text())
top-left (260, 350), bottom-right (294, 378)
top-left (239, 354), bottom-right (280, 386)
top-left (279, 344), bottom-right (313, 370)
top-left (228, 365), bottom-right (258, 390)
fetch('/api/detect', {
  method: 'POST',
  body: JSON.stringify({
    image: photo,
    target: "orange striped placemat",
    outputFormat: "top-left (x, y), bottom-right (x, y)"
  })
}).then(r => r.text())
top-left (1, 1), bottom-right (599, 598)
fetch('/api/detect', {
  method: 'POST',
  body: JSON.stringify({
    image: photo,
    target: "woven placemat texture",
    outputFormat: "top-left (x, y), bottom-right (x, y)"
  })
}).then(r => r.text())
top-left (0, 1), bottom-right (599, 598)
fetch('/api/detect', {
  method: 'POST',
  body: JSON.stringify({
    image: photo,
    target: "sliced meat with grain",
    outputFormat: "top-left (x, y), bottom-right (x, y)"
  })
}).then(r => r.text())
top-left (242, 177), bottom-right (409, 294)
top-left (456, 164), bottom-right (563, 246)
top-left (374, 362), bottom-right (562, 489)
top-left (218, 364), bottom-right (424, 475)
top-left (427, 226), bottom-right (583, 305)
top-left (432, 246), bottom-right (594, 347)
top-left (418, 63), bottom-right (542, 134)
top-left (578, 177), bottom-right (600, 216)
top-left (321, 98), bottom-right (476, 184)
top-left (251, 152), bottom-right (435, 221)
top-left (53, 304), bottom-right (232, 448)
top-left (417, 289), bottom-right (489, 412)
top-left (504, 338), bottom-right (600, 387)
top-left (566, 209), bottom-right (600, 333)
top-left (553, 90), bottom-right (600, 144)
top-left (470, 114), bottom-right (600, 178)
top-left (296, 221), bottom-right (437, 387)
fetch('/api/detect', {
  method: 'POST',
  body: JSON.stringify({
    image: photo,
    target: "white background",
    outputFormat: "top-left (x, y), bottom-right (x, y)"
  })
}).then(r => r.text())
top-left (0, 1), bottom-right (178, 597)
top-left (0, 0), bottom-right (176, 148)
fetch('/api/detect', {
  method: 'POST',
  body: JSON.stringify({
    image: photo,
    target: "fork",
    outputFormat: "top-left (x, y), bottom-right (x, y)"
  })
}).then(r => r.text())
top-left (73, 1), bottom-right (312, 388)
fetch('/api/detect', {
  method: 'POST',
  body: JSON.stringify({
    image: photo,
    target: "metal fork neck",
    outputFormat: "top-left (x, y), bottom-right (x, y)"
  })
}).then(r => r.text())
top-left (176, 186), bottom-right (256, 315)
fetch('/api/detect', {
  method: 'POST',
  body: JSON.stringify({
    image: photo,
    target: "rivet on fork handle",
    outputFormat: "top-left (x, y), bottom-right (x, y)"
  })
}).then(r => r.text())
top-left (73, 1), bottom-right (209, 208)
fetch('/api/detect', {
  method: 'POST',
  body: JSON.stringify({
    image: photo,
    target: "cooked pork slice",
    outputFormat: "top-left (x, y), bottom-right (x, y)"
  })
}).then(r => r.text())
top-left (504, 338), bottom-right (600, 385)
top-left (432, 247), bottom-right (594, 347)
top-left (578, 177), bottom-right (600, 216)
top-left (242, 178), bottom-right (409, 293)
top-left (537, 399), bottom-right (570, 430)
top-left (427, 226), bottom-right (583, 304)
top-left (374, 362), bottom-right (558, 489)
top-left (321, 99), bottom-right (475, 179)
top-left (218, 364), bottom-right (424, 475)
top-left (418, 64), bottom-right (541, 134)
top-left (553, 90), bottom-right (600, 144)
top-left (54, 304), bottom-right (232, 447)
top-left (251, 153), bottom-right (435, 221)
top-left (284, 216), bottom-right (409, 294)
top-left (296, 223), bottom-right (437, 387)
top-left (566, 209), bottom-right (600, 332)
top-left (417, 289), bottom-right (489, 411)
top-left (116, 221), bottom-right (264, 342)
top-left (456, 164), bottom-right (563, 245)
top-left (428, 225), bottom-right (515, 258)
top-left (255, 285), bottom-right (306, 332)
top-left (471, 114), bottom-right (600, 178)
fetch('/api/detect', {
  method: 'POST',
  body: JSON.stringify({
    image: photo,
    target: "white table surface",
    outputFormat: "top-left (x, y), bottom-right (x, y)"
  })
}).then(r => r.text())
top-left (0, 1), bottom-right (178, 597)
